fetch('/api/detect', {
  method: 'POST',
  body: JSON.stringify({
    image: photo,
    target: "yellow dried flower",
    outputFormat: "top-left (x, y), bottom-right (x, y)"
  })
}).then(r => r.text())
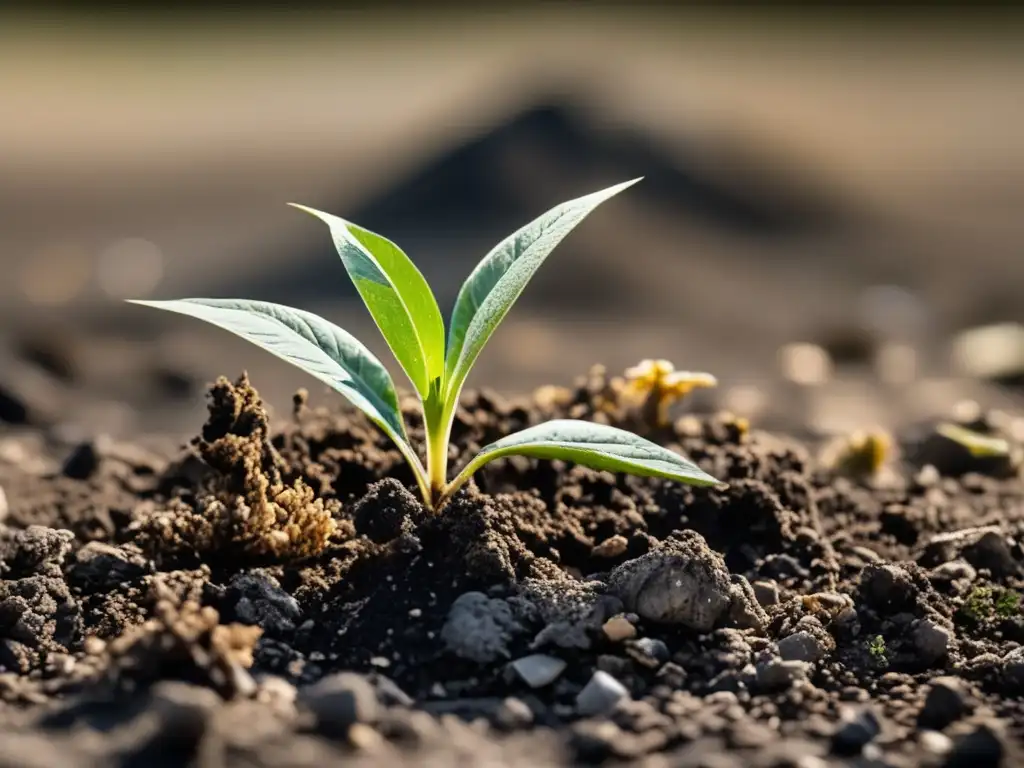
top-left (823, 428), bottom-right (892, 478)
top-left (622, 359), bottom-right (717, 427)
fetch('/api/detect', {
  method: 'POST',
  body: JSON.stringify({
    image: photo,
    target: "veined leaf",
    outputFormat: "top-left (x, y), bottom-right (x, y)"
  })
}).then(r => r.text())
top-left (444, 179), bottom-right (641, 399)
top-left (290, 204), bottom-right (445, 399)
top-left (455, 419), bottom-right (719, 489)
top-left (128, 299), bottom-right (414, 459)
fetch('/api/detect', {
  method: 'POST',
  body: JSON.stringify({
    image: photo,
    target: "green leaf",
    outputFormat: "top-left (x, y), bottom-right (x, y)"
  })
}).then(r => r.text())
top-left (937, 422), bottom-right (1011, 458)
top-left (456, 419), bottom-right (719, 489)
top-left (444, 178), bottom-right (641, 399)
top-left (128, 298), bottom-right (413, 457)
top-left (289, 204), bottom-right (445, 399)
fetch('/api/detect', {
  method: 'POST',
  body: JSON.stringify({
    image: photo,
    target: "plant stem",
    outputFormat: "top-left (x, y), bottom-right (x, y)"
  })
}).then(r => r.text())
top-left (423, 388), bottom-right (449, 510)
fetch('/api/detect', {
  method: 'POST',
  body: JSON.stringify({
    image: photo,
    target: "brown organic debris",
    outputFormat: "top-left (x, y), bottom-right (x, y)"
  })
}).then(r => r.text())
top-left (131, 374), bottom-right (339, 564)
top-left (102, 575), bottom-right (261, 699)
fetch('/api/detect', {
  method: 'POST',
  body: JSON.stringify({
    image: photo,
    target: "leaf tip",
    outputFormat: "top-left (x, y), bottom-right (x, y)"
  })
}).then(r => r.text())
top-left (287, 202), bottom-right (331, 223)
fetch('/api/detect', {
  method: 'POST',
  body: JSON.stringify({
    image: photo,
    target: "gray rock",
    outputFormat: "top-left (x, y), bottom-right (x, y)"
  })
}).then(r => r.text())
top-left (922, 527), bottom-right (1019, 578)
top-left (510, 654), bottom-right (566, 689)
top-left (227, 571), bottom-right (302, 635)
top-left (751, 580), bottom-right (780, 607)
top-left (756, 659), bottom-right (810, 690)
top-left (299, 672), bottom-right (379, 736)
top-left (918, 677), bottom-right (972, 730)
top-left (441, 592), bottom-right (522, 664)
top-left (962, 531), bottom-right (1020, 578)
top-left (576, 670), bottom-right (629, 717)
top-left (608, 531), bottom-right (766, 632)
top-left (913, 619), bottom-right (952, 665)
top-left (777, 631), bottom-right (827, 664)
top-left (858, 564), bottom-right (918, 615)
top-left (831, 708), bottom-right (880, 755)
top-left (67, 542), bottom-right (151, 592)
top-left (624, 637), bottom-right (670, 669)
top-left (149, 680), bottom-right (221, 739)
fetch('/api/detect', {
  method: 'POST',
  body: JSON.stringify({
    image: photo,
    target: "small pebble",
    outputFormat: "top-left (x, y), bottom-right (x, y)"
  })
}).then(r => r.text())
top-left (625, 637), bottom-right (670, 669)
top-left (299, 673), bottom-right (379, 737)
top-left (510, 654), bottom-right (567, 689)
top-left (919, 677), bottom-right (971, 730)
top-left (778, 631), bottom-right (827, 664)
top-left (913, 619), bottom-right (952, 665)
top-left (495, 697), bottom-right (534, 730)
top-left (831, 708), bottom-right (880, 756)
top-left (943, 723), bottom-right (1006, 767)
top-left (752, 580), bottom-right (780, 607)
top-left (602, 615), bottom-right (637, 642)
top-left (756, 660), bottom-right (810, 690)
top-left (576, 671), bottom-right (629, 717)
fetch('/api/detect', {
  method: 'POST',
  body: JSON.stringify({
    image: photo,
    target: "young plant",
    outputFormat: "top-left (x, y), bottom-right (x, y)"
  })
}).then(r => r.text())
top-left (130, 178), bottom-right (718, 510)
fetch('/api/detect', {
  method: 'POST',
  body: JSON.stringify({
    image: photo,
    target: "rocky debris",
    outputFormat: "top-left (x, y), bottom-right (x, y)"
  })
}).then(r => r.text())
top-left (943, 723), bottom-right (1008, 768)
top-left (858, 563), bottom-right (926, 615)
top-left (777, 631), bottom-right (827, 664)
top-left (517, 579), bottom-right (622, 651)
top-left (755, 659), bottom-right (810, 691)
top-left (441, 592), bottom-right (523, 664)
top-left (576, 670), bottom-right (629, 717)
top-left (830, 708), bottom-right (881, 756)
top-left (751, 580), bottom-right (780, 607)
top-left (223, 571), bottom-right (302, 636)
top-left (298, 672), bottom-right (379, 737)
top-left (624, 637), bottom-right (670, 669)
top-left (100, 577), bottom-right (261, 699)
top-left (913, 618), bottom-right (953, 665)
top-left (607, 531), bottom-right (767, 632)
top-left (509, 654), bottom-right (566, 689)
top-left (918, 677), bottom-right (973, 730)
top-left (66, 541), bottom-right (152, 593)
top-left (61, 440), bottom-right (102, 480)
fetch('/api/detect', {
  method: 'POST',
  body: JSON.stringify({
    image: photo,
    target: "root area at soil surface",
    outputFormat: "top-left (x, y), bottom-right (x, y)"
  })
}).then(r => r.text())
top-left (3, 368), bottom-right (1024, 767)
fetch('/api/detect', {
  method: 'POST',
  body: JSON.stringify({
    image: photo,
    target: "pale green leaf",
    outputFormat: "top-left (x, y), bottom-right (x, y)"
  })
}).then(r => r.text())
top-left (458, 419), bottom-right (718, 487)
top-left (128, 299), bottom-right (413, 456)
top-left (445, 179), bottom-right (641, 399)
top-left (937, 422), bottom-right (1011, 458)
top-left (290, 204), bottom-right (445, 399)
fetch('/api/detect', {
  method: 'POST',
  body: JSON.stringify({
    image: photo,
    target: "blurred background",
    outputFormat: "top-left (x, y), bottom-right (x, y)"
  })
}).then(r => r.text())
top-left (2, 5), bottom-right (1024, 441)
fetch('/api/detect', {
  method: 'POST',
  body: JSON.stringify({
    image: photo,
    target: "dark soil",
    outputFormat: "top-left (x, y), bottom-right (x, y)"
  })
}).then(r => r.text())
top-left (3, 367), bottom-right (1024, 767)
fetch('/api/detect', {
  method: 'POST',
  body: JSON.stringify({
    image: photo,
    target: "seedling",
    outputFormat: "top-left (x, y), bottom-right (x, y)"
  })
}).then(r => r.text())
top-left (867, 634), bottom-right (888, 667)
top-left (131, 179), bottom-right (718, 510)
